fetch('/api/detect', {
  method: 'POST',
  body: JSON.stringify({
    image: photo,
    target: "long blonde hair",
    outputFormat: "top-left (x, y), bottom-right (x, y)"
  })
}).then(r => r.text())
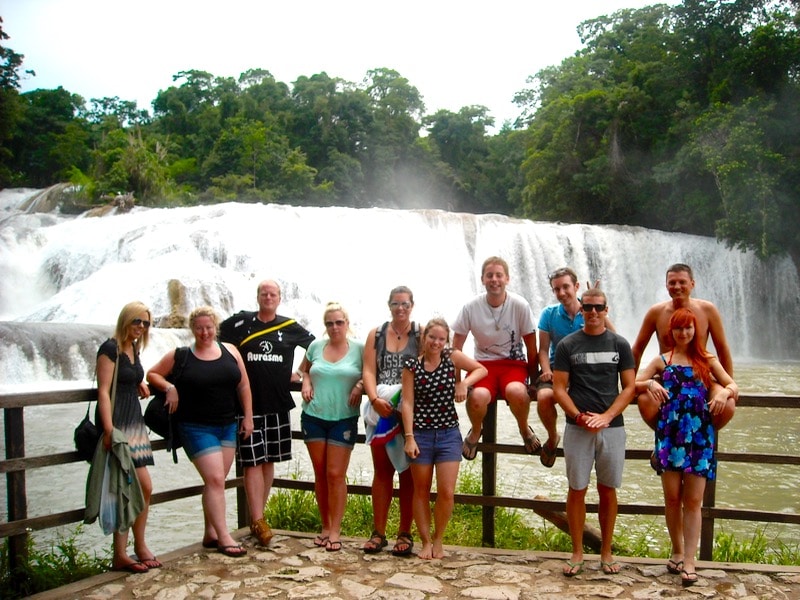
top-left (114, 301), bottom-right (151, 351)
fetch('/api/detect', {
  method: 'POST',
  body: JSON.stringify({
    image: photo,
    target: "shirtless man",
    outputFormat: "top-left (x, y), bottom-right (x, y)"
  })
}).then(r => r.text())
top-left (631, 263), bottom-right (736, 430)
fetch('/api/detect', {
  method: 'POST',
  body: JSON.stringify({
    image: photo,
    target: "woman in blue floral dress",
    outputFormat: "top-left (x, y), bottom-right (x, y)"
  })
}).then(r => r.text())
top-left (636, 308), bottom-right (737, 587)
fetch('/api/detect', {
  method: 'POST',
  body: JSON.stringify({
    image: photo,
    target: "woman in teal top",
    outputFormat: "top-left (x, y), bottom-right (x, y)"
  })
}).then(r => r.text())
top-left (299, 302), bottom-right (364, 552)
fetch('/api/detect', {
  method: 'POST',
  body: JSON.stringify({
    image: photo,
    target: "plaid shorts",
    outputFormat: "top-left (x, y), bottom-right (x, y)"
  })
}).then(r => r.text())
top-left (236, 412), bottom-right (292, 467)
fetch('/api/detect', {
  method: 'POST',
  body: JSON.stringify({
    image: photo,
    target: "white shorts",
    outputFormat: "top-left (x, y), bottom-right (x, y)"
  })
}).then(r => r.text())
top-left (563, 423), bottom-right (626, 490)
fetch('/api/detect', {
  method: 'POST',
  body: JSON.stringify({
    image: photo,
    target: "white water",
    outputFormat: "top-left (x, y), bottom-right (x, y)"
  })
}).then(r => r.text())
top-left (1, 188), bottom-right (798, 557)
top-left (1, 187), bottom-right (799, 384)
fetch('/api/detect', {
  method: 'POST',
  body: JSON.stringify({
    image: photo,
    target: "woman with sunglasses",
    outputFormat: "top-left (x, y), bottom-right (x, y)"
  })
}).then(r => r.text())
top-left (96, 301), bottom-right (158, 573)
top-left (298, 302), bottom-right (364, 552)
top-left (360, 286), bottom-right (419, 556)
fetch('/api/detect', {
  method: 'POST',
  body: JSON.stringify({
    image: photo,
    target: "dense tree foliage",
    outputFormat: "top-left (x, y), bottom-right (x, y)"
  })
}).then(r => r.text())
top-left (515, 0), bottom-right (800, 269)
top-left (1, 2), bottom-right (799, 270)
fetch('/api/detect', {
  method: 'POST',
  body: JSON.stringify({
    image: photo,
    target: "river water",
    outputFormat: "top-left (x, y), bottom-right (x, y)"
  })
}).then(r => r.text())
top-left (1, 360), bottom-right (797, 558)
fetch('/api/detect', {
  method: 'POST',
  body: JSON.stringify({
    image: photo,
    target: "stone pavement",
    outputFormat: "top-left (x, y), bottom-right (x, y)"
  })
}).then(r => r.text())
top-left (30, 529), bottom-right (800, 599)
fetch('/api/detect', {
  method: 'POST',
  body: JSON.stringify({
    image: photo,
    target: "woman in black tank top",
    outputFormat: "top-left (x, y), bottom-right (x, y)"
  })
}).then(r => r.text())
top-left (148, 306), bottom-right (254, 557)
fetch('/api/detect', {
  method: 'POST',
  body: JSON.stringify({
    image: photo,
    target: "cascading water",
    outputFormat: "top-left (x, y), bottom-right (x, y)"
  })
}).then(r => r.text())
top-left (1, 188), bottom-right (799, 386)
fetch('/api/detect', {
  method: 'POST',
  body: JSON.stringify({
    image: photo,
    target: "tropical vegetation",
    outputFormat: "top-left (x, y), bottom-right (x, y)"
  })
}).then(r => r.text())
top-left (1, 0), bottom-right (799, 272)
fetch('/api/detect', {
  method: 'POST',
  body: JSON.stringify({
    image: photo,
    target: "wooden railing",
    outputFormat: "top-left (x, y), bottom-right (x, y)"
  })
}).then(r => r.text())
top-left (2, 387), bottom-right (799, 576)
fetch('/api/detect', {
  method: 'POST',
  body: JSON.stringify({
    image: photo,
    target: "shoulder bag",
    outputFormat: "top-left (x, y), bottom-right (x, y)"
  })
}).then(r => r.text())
top-left (74, 350), bottom-right (119, 462)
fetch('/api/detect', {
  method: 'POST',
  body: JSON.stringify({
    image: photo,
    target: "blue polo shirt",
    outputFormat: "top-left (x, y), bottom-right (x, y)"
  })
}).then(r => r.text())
top-left (538, 303), bottom-right (584, 366)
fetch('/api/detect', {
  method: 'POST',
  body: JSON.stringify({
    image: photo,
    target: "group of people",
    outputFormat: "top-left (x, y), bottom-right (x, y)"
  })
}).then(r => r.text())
top-left (91, 260), bottom-right (736, 587)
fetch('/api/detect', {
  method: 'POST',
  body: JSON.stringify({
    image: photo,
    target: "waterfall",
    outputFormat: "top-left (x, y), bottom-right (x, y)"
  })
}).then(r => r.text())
top-left (1, 188), bottom-right (798, 386)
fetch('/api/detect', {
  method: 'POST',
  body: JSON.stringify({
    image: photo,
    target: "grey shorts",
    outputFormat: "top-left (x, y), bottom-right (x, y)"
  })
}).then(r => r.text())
top-left (563, 423), bottom-right (626, 490)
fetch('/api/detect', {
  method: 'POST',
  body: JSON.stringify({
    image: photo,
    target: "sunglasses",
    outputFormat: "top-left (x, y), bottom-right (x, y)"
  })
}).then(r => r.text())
top-left (581, 303), bottom-right (606, 313)
top-left (325, 319), bottom-right (346, 328)
top-left (131, 318), bottom-right (151, 328)
top-left (389, 301), bottom-right (412, 309)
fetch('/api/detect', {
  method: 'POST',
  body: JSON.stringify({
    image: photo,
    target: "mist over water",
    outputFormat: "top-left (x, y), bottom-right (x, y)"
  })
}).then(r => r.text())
top-left (2, 188), bottom-right (799, 386)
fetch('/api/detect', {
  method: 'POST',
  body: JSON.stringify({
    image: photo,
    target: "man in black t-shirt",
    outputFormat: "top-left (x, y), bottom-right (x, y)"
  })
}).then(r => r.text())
top-left (220, 280), bottom-right (314, 546)
top-left (552, 288), bottom-right (635, 578)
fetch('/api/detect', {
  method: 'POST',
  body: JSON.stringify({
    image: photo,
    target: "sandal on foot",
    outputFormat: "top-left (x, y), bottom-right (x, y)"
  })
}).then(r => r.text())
top-left (563, 560), bottom-right (584, 577)
top-left (314, 534), bottom-right (329, 548)
top-left (250, 518), bottom-right (273, 546)
top-left (391, 532), bottom-right (414, 557)
top-left (218, 545), bottom-right (247, 558)
top-left (325, 539), bottom-right (343, 552)
top-left (681, 569), bottom-right (698, 587)
top-left (601, 560), bottom-right (620, 575)
top-left (363, 530), bottom-right (387, 553)
top-left (667, 559), bottom-right (684, 574)
top-left (137, 556), bottom-right (162, 569)
top-left (112, 561), bottom-right (149, 574)
top-left (540, 434), bottom-right (560, 468)
top-left (523, 426), bottom-right (542, 455)
top-left (461, 428), bottom-right (480, 460)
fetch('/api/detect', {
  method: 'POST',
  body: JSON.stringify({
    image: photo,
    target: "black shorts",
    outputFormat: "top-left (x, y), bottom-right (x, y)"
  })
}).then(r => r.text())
top-left (236, 412), bottom-right (292, 467)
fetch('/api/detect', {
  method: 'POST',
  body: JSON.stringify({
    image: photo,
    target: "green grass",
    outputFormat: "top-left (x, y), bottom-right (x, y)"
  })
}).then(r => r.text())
top-left (264, 463), bottom-right (800, 566)
top-left (4, 466), bottom-right (799, 600)
top-left (0, 525), bottom-right (109, 600)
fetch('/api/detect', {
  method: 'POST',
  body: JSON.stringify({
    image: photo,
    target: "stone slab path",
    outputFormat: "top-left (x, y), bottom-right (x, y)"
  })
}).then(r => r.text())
top-left (29, 529), bottom-right (800, 599)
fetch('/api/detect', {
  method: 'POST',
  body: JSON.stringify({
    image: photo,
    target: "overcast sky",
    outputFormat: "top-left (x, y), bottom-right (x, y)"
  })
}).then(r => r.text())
top-left (4, 0), bottom-right (677, 128)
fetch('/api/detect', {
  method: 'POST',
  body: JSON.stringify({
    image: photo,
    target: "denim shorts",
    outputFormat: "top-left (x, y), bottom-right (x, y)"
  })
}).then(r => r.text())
top-left (412, 427), bottom-right (462, 465)
top-left (300, 412), bottom-right (359, 449)
top-left (179, 421), bottom-right (238, 460)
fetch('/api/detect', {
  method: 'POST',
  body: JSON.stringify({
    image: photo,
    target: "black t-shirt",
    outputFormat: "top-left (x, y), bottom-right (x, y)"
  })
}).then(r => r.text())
top-left (553, 329), bottom-right (635, 427)
top-left (219, 311), bottom-right (315, 414)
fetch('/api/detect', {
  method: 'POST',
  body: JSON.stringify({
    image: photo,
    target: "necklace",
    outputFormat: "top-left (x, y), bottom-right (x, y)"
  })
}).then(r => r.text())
top-left (390, 322), bottom-right (409, 340)
top-left (488, 296), bottom-right (508, 331)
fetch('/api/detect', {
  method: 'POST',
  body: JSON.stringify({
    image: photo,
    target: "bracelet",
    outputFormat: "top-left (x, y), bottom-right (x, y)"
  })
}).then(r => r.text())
top-left (648, 379), bottom-right (654, 391)
top-left (404, 433), bottom-right (414, 438)
top-left (355, 381), bottom-right (363, 389)
top-left (370, 398), bottom-right (379, 405)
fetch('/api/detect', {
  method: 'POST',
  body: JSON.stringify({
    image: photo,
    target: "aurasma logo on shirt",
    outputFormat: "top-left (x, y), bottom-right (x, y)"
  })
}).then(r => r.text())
top-left (571, 352), bottom-right (619, 365)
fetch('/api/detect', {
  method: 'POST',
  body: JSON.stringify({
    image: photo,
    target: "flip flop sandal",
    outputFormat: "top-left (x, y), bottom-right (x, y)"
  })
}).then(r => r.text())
top-left (523, 426), bottom-right (542, 455)
top-left (539, 434), bottom-right (560, 468)
top-left (137, 556), bottom-right (162, 569)
top-left (314, 535), bottom-right (329, 548)
top-left (112, 561), bottom-right (149, 574)
top-left (362, 530), bottom-right (387, 553)
top-left (325, 540), bottom-right (343, 552)
top-left (681, 569), bottom-right (698, 587)
top-left (391, 532), bottom-right (414, 557)
top-left (217, 545), bottom-right (248, 558)
top-left (563, 560), bottom-right (584, 577)
top-left (461, 428), bottom-right (480, 460)
top-left (667, 559), bottom-right (684, 574)
top-left (601, 560), bottom-right (620, 575)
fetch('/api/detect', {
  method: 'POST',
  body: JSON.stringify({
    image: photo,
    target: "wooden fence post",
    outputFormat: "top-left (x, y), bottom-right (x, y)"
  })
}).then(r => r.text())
top-left (481, 402), bottom-right (497, 547)
top-left (4, 406), bottom-right (29, 589)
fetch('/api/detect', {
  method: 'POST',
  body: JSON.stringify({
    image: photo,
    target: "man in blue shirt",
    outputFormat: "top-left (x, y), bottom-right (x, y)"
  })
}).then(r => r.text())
top-left (535, 268), bottom-right (612, 467)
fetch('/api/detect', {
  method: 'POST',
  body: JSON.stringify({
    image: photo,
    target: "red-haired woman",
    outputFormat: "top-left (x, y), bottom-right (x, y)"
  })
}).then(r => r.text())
top-left (636, 308), bottom-right (737, 588)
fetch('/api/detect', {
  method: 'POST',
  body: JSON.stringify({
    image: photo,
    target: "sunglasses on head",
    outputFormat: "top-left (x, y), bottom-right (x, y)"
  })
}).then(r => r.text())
top-left (581, 303), bottom-right (606, 312)
top-left (131, 318), bottom-right (151, 328)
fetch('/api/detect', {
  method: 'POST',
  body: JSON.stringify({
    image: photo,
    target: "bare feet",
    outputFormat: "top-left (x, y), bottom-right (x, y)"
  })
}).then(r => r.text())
top-left (417, 542), bottom-right (433, 560)
top-left (432, 540), bottom-right (446, 559)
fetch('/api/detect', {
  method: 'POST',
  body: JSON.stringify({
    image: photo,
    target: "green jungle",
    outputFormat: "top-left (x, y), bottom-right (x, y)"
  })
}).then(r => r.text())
top-left (2, 1), bottom-right (800, 273)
